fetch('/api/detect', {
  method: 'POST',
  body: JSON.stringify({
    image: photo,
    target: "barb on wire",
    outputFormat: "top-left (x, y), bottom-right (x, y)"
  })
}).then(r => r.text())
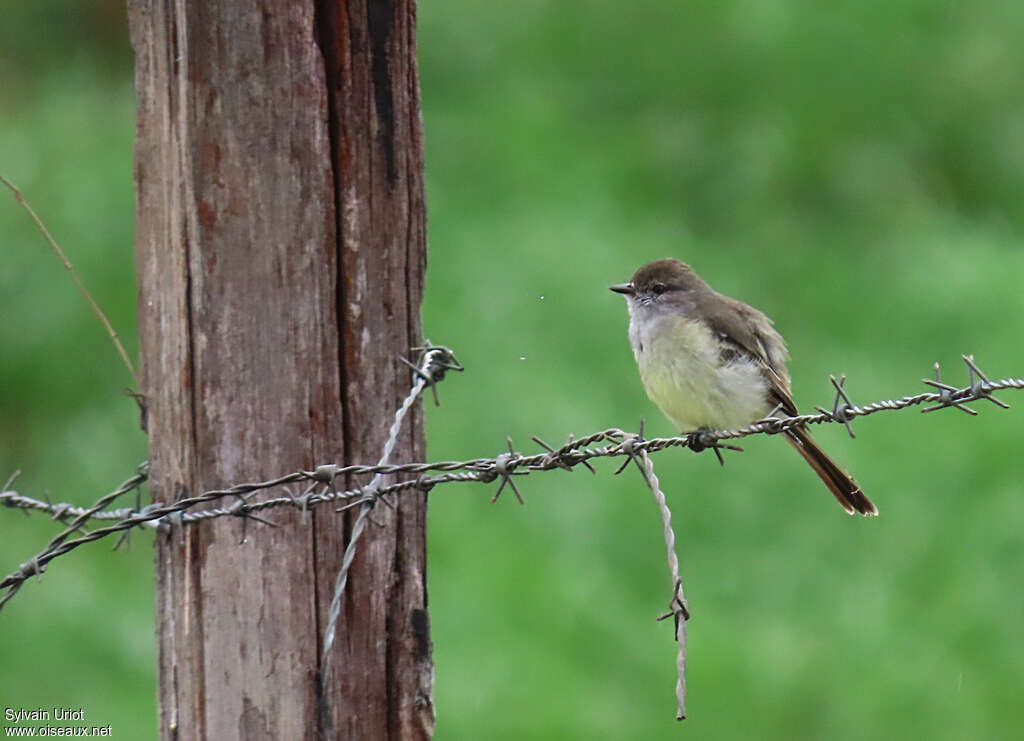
top-left (399, 342), bottom-right (464, 406)
top-left (487, 437), bottom-right (527, 504)
top-left (532, 433), bottom-right (596, 474)
top-left (814, 374), bottom-right (858, 438)
top-left (613, 420), bottom-right (646, 476)
top-left (922, 354), bottom-right (1009, 414)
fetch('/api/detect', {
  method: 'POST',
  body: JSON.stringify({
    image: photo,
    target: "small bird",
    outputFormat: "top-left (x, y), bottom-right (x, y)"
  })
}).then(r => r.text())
top-left (611, 258), bottom-right (877, 516)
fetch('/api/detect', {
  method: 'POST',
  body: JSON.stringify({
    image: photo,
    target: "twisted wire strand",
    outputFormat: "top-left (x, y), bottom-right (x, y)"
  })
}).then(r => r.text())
top-left (636, 449), bottom-right (688, 720)
top-left (320, 368), bottom-right (430, 684)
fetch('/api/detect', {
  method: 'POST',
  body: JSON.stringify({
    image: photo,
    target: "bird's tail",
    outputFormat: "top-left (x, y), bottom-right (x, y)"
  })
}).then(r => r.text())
top-left (784, 426), bottom-right (878, 516)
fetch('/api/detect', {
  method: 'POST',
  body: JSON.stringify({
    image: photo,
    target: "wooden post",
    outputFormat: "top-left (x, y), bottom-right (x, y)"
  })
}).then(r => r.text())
top-left (127, 1), bottom-right (433, 738)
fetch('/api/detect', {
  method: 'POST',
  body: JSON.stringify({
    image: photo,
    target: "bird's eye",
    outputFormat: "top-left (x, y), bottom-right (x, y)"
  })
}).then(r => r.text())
top-left (650, 282), bottom-right (668, 295)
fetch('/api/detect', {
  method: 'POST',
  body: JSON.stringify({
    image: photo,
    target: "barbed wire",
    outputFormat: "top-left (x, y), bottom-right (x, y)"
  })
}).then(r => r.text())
top-left (1, 352), bottom-right (1020, 718)
top-left (2, 355), bottom-right (1017, 543)
top-left (1, 354), bottom-right (1018, 602)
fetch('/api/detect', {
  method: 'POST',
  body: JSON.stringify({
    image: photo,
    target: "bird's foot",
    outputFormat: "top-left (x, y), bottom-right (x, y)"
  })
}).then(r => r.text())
top-left (685, 430), bottom-right (743, 466)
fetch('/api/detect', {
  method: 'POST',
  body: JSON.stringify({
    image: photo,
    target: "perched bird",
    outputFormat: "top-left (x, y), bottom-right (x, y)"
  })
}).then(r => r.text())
top-left (611, 258), bottom-right (877, 516)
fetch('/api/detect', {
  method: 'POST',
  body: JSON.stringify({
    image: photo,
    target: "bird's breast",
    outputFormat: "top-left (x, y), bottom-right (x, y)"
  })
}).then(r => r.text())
top-left (628, 312), bottom-right (770, 431)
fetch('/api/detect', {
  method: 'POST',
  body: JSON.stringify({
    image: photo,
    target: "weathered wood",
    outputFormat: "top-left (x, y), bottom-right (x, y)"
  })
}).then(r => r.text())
top-left (127, 0), bottom-right (432, 738)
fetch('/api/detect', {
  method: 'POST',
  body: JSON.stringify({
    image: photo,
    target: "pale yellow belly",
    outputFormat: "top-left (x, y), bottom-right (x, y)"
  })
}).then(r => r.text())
top-left (632, 315), bottom-right (770, 431)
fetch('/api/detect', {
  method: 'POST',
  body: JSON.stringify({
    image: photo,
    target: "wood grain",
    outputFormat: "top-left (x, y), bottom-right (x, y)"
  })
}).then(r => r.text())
top-left (128, 0), bottom-right (432, 737)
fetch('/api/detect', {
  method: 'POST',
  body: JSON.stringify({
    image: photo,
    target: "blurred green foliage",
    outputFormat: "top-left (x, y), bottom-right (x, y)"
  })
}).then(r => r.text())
top-left (2, 1), bottom-right (1023, 738)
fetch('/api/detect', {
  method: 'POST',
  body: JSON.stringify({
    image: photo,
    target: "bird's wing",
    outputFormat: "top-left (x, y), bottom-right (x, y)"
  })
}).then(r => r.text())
top-left (696, 291), bottom-right (799, 416)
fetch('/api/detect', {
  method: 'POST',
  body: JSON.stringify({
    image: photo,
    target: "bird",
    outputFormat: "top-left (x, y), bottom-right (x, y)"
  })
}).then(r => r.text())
top-left (611, 258), bottom-right (877, 516)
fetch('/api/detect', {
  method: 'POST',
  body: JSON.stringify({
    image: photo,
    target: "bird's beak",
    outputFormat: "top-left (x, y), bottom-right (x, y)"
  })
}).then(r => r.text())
top-left (609, 282), bottom-right (634, 295)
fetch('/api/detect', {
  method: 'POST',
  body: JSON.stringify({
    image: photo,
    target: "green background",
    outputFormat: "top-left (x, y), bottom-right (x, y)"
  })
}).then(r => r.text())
top-left (2, 1), bottom-right (1023, 738)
